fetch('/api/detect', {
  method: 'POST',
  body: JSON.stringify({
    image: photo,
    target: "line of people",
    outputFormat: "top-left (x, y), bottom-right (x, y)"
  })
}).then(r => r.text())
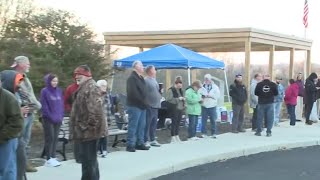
top-left (125, 61), bottom-right (222, 153)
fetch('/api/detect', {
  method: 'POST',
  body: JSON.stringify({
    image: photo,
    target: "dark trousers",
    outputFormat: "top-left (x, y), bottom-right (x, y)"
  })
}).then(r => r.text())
top-left (171, 110), bottom-right (183, 136)
top-left (157, 109), bottom-right (166, 129)
top-left (145, 108), bottom-right (159, 142)
top-left (287, 104), bottom-right (296, 125)
top-left (251, 108), bottom-right (258, 130)
top-left (305, 102), bottom-right (314, 122)
top-left (42, 119), bottom-right (61, 160)
top-left (98, 137), bottom-right (107, 153)
top-left (74, 142), bottom-right (82, 163)
top-left (80, 140), bottom-right (99, 180)
top-left (232, 104), bottom-right (245, 131)
top-left (188, 115), bottom-right (198, 138)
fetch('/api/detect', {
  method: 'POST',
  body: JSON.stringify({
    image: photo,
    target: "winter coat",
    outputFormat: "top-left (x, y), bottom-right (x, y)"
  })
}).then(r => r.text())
top-left (70, 79), bottom-right (107, 142)
top-left (229, 81), bottom-right (248, 105)
top-left (284, 83), bottom-right (299, 105)
top-left (40, 74), bottom-right (64, 124)
top-left (185, 88), bottom-right (202, 116)
top-left (198, 83), bottom-right (220, 108)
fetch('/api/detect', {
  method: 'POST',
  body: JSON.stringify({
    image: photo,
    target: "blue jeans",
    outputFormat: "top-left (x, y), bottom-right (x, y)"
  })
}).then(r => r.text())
top-left (0, 138), bottom-right (18, 180)
top-left (23, 114), bottom-right (34, 147)
top-left (287, 104), bottom-right (296, 125)
top-left (145, 108), bottom-right (158, 142)
top-left (188, 115), bottom-right (198, 138)
top-left (257, 103), bottom-right (274, 134)
top-left (274, 102), bottom-right (282, 125)
top-left (127, 106), bottom-right (146, 147)
top-left (201, 107), bottom-right (217, 135)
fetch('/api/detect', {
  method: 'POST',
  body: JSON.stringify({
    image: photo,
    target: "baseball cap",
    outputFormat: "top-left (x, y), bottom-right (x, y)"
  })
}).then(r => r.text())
top-left (235, 74), bottom-right (242, 78)
top-left (10, 56), bottom-right (29, 68)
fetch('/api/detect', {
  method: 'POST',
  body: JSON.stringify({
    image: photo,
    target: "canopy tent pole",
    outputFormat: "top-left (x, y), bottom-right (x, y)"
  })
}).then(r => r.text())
top-left (224, 69), bottom-right (231, 102)
top-left (187, 68), bottom-right (191, 85)
top-left (110, 70), bottom-right (115, 92)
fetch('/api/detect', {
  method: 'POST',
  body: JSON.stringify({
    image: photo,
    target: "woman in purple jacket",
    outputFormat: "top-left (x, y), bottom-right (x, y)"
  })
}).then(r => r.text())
top-left (40, 74), bottom-right (64, 167)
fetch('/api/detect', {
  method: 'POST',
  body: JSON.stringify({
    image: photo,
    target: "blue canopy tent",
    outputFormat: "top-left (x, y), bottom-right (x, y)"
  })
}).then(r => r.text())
top-left (113, 43), bottom-right (230, 102)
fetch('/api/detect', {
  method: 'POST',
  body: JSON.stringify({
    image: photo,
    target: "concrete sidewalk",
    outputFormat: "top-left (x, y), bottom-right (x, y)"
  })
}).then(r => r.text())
top-left (28, 121), bottom-right (320, 180)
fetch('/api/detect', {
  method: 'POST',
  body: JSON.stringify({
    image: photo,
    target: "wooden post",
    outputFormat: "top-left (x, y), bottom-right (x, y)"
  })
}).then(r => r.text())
top-left (244, 39), bottom-right (251, 115)
top-left (269, 45), bottom-right (275, 80)
top-left (306, 50), bottom-right (311, 75)
top-left (289, 48), bottom-right (295, 79)
top-left (191, 69), bottom-right (197, 83)
top-left (166, 70), bottom-right (171, 90)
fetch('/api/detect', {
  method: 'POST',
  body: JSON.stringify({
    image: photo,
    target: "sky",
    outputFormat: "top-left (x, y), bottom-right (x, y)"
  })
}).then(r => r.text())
top-left (36, 0), bottom-right (320, 63)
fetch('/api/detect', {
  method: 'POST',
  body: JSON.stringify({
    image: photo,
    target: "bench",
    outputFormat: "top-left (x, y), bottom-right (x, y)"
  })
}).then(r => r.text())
top-left (108, 114), bottom-right (128, 147)
top-left (41, 115), bottom-right (128, 161)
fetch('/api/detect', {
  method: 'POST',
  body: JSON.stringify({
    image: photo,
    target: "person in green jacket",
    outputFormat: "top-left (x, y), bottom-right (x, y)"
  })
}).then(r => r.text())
top-left (185, 80), bottom-right (203, 140)
top-left (0, 73), bottom-right (24, 180)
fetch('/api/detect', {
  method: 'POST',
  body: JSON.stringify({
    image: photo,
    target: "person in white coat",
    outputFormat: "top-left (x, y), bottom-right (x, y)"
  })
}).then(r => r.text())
top-left (198, 74), bottom-right (220, 138)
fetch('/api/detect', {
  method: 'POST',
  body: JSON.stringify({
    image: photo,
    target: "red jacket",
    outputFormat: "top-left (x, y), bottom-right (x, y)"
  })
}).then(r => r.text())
top-left (64, 83), bottom-right (79, 113)
top-left (284, 83), bottom-right (299, 105)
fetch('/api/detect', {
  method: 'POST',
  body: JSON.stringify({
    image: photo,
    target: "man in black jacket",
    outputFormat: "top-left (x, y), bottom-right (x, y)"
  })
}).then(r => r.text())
top-left (126, 60), bottom-right (150, 152)
top-left (254, 74), bottom-right (278, 137)
top-left (229, 74), bottom-right (248, 133)
top-left (304, 72), bottom-right (319, 125)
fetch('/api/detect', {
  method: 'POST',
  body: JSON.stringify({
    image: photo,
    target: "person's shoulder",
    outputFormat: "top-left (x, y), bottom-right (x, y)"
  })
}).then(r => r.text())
top-left (1, 88), bottom-right (16, 101)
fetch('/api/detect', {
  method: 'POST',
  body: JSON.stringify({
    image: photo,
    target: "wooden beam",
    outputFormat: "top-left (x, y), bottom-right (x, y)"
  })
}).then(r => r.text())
top-left (269, 45), bottom-right (275, 80)
top-left (306, 50), bottom-right (311, 75)
top-left (245, 39), bottom-right (251, 115)
top-left (289, 48), bottom-right (295, 79)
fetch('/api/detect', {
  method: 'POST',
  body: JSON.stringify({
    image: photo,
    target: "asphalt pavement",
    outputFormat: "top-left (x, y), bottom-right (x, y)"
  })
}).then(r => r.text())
top-left (155, 146), bottom-right (320, 180)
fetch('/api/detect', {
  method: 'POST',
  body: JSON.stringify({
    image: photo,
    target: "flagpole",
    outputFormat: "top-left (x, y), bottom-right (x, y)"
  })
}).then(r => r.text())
top-left (304, 27), bottom-right (307, 79)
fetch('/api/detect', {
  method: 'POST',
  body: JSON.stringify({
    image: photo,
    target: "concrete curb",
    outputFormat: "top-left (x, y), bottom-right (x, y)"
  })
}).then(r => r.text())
top-left (131, 139), bottom-right (320, 180)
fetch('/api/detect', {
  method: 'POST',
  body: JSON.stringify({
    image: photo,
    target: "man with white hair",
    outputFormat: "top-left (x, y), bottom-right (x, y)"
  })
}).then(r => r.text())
top-left (198, 74), bottom-right (220, 138)
top-left (11, 56), bottom-right (41, 172)
top-left (126, 61), bottom-right (149, 152)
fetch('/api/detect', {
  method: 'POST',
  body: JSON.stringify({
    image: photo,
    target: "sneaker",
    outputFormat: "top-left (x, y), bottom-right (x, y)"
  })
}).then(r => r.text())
top-left (254, 132), bottom-right (262, 136)
top-left (238, 129), bottom-right (246, 133)
top-left (189, 137), bottom-right (199, 141)
top-left (150, 140), bottom-right (161, 147)
top-left (266, 133), bottom-right (272, 137)
top-left (306, 121), bottom-right (313, 125)
top-left (44, 158), bottom-right (61, 167)
top-left (101, 151), bottom-right (107, 158)
top-left (175, 136), bottom-right (182, 142)
top-left (171, 136), bottom-right (177, 144)
top-left (135, 144), bottom-right (150, 150)
top-left (210, 134), bottom-right (217, 139)
top-left (126, 146), bottom-right (136, 152)
top-left (52, 158), bottom-right (61, 166)
top-left (232, 130), bottom-right (239, 133)
top-left (199, 134), bottom-right (209, 138)
top-left (274, 123), bottom-right (280, 127)
top-left (145, 141), bottom-right (151, 148)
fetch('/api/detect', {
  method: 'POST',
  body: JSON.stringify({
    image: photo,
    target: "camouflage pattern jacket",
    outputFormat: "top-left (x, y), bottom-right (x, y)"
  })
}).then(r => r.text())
top-left (70, 79), bottom-right (107, 142)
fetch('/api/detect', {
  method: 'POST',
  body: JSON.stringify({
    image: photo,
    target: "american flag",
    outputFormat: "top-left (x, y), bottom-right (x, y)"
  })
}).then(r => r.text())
top-left (303, 0), bottom-right (309, 28)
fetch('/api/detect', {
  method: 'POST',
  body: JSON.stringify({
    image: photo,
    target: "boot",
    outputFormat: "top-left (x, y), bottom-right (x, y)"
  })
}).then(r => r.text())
top-left (175, 135), bottom-right (181, 142)
top-left (26, 161), bottom-right (38, 172)
top-left (170, 136), bottom-right (176, 143)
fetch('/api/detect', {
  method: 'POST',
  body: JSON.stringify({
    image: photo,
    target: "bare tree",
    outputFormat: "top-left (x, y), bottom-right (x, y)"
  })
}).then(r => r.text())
top-left (0, 0), bottom-right (34, 38)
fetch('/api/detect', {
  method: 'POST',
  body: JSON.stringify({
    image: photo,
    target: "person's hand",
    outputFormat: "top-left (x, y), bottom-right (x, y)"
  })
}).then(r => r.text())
top-left (199, 99), bottom-right (204, 103)
top-left (316, 87), bottom-right (320, 90)
top-left (179, 97), bottom-right (185, 101)
top-left (21, 106), bottom-right (29, 114)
